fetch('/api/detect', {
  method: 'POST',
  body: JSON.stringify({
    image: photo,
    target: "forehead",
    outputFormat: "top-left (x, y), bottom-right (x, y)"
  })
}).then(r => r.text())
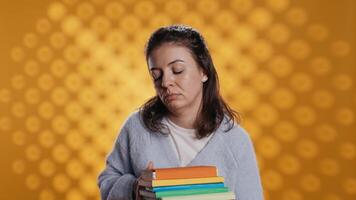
top-left (148, 43), bottom-right (196, 68)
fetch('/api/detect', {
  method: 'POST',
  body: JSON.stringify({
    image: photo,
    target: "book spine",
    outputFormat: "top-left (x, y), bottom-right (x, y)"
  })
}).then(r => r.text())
top-left (152, 183), bottom-right (225, 192)
top-left (152, 177), bottom-right (224, 187)
top-left (156, 187), bottom-right (229, 197)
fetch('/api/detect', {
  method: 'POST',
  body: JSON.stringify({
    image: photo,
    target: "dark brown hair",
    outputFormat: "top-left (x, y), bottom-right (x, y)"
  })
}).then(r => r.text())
top-left (140, 24), bottom-right (240, 139)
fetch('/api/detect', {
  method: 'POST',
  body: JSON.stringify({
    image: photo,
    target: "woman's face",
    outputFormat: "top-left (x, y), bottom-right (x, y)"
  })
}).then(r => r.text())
top-left (148, 42), bottom-right (207, 115)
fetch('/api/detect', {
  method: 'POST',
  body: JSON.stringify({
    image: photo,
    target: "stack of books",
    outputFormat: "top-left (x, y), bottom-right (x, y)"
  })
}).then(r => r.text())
top-left (138, 166), bottom-right (236, 200)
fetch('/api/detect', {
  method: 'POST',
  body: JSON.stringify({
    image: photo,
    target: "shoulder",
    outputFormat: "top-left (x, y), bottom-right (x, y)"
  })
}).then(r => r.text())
top-left (218, 115), bottom-right (252, 144)
top-left (115, 110), bottom-right (147, 143)
top-left (120, 110), bottom-right (144, 130)
top-left (217, 119), bottom-right (256, 159)
top-left (219, 122), bottom-right (252, 146)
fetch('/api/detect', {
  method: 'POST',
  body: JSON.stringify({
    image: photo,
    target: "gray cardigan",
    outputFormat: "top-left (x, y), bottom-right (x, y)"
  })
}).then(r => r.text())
top-left (98, 111), bottom-right (264, 200)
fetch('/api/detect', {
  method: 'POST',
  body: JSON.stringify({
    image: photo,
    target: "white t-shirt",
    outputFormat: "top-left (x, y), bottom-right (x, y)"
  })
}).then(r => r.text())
top-left (162, 117), bottom-right (214, 167)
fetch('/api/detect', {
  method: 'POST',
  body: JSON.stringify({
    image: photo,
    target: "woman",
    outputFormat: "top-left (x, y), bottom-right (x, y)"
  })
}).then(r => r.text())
top-left (98, 25), bottom-right (263, 200)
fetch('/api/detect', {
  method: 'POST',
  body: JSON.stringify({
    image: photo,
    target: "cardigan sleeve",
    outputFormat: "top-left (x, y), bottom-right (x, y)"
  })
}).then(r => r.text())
top-left (234, 127), bottom-right (264, 200)
top-left (97, 119), bottom-right (137, 200)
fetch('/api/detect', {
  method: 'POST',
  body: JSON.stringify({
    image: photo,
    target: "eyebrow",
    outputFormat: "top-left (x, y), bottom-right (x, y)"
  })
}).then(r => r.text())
top-left (150, 59), bottom-right (185, 70)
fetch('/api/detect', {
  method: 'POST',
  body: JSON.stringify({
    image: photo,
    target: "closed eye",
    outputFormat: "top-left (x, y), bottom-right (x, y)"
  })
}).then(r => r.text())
top-left (173, 70), bottom-right (183, 74)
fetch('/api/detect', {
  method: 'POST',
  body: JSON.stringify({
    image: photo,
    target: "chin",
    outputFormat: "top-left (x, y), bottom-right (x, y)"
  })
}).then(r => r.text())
top-left (165, 101), bottom-right (184, 112)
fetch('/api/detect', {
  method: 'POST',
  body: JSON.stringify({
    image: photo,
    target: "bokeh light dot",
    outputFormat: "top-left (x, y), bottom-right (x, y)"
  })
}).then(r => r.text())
top-left (39, 159), bottom-right (56, 177)
top-left (50, 32), bottom-right (67, 49)
top-left (319, 158), bottom-right (340, 176)
top-left (37, 46), bottom-right (54, 63)
top-left (11, 46), bottom-right (25, 62)
top-left (273, 120), bottom-right (298, 142)
top-left (262, 169), bottom-right (283, 191)
top-left (37, 73), bottom-right (55, 91)
top-left (12, 130), bottom-right (26, 146)
top-left (25, 144), bottom-right (42, 161)
top-left (286, 7), bottom-right (308, 26)
top-left (312, 90), bottom-right (334, 109)
top-left (277, 154), bottom-right (300, 175)
top-left (76, 2), bottom-right (95, 20)
top-left (51, 115), bottom-right (70, 135)
top-left (333, 74), bottom-right (353, 91)
top-left (335, 107), bottom-right (354, 126)
top-left (293, 106), bottom-right (316, 126)
top-left (23, 32), bottom-right (39, 48)
top-left (231, 24), bottom-right (257, 48)
top-left (24, 60), bottom-right (40, 77)
top-left (66, 189), bottom-right (85, 200)
top-left (343, 178), bottom-right (356, 194)
top-left (253, 103), bottom-right (279, 126)
top-left (104, 1), bottom-right (125, 19)
top-left (265, 0), bottom-right (290, 12)
top-left (251, 70), bottom-right (276, 94)
top-left (268, 55), bottom-right (293, 78)
top-left (36, 18), bottom-right (52, 34)
top-left (119, 14), bottom-right (141, 34)
top-left (282, 189), bottom-right (303, 200)
top-left (307, 24), bottom-right (329, 41)
top-left (248, 7), bottom-right (273, 30)
top-left (79, 175), bottom-right (97, 196)
top-left (26, 174), bottom-right (41, 190)
top-left (257, 136), bottom-right (281, 158)
top-left (233, 86), bottom-right (259, 111)
top-left (249, 39), bottom-right (273, 62)
top-left (296, 139), bottom-right (319, 159)
top-left (48, 2), bottom-right (67, 21)
top-left (339, 142), bottom-right (355, 160)
top-left (314, 124), bottom-right (337, 143)
top-left (66, 159), bottom-right (85, 179)
top-left (164, 0), bottom-right (187, 19)
top-left (267, 23), bottom-right (290, 44)
top-left (24, 87), bottom-right (41, 105)
top-left (134, 0), bottom-right (156, 19)
top-left (51, 87), bottom-right (70, 106)
top-left (91, 16), bottom-right (111, 36)
top-left (330, 40), bottom-right (351, 57)
top-left (39, 189), bottom-right (55, 200)
top-left (0, 117), bottom-right (12, 131)
top-left (61, 15), bottom-right (83, 36)
top-left (50, 59), bottom-right (69, 77)
top-left (230, 0), bottom-right (254, 15)
top-left (11, 74), bottom-right (26, 90)
top-left (270, 87), bottom-right (296, 110)
top-left (52, 144), bottom-right (71, 163)
top-left (196, 0), bottom-right (219, 17)
top-left (12, 159), bottom-right (26, 174)
top-left (53, 174), bottom-right (71, 192)
top-left (0, 89), bottom-right (11, 103)
top-left (38, 130), bottom-right (56, 148)
top-left (288, 39), bottom-right (311, 60)
top-left (300, 174), bottom-right (321, 192)
top-left (25, 115), bottom-right (41, 133)
top-left (38, 101), bottom-right (55, 120)
top-left (63, 45), bottom-right (82, 64)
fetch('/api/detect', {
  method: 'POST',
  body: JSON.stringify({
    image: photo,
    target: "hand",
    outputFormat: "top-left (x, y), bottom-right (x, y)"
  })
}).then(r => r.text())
top-left (134, 161), bottom-right (154, 200)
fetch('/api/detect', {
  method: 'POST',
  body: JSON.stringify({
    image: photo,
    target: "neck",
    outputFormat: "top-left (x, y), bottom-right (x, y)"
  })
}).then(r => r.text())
top-left (168, 113), bottom-right (197, 129)
top-left (167, 102), bottom-right (202, 129)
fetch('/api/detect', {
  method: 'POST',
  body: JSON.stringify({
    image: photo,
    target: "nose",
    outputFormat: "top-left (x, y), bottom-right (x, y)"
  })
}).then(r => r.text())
top-left (160, 73), bottom-right (173, 88)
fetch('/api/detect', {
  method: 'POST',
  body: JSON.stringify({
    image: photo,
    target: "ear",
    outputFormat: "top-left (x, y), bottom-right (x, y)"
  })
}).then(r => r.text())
top-left (202, 75), bottom-right (208, 82)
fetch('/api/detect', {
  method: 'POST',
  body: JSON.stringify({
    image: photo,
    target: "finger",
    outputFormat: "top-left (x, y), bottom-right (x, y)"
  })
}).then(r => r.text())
top-left (146, 161), bottom-right (154, 170)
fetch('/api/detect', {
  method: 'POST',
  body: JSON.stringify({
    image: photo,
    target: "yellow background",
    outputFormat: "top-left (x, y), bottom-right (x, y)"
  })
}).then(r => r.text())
top-left (0, 0), bottom-right (355, 199)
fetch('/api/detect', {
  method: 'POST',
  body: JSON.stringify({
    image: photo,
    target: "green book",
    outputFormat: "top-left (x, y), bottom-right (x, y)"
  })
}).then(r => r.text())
top-left (140, 187), bottom-right (229, 198)
top-left (160, 191), bottom-right (236, 200)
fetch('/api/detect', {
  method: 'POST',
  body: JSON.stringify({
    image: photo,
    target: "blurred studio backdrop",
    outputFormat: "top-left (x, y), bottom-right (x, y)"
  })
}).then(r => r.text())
top-left (0, 0), bottom-right (355, 199)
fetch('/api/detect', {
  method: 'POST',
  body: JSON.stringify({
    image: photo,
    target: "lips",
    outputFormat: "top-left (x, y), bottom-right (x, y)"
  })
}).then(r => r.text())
top-left (164, 94), bottom-right (180, 102)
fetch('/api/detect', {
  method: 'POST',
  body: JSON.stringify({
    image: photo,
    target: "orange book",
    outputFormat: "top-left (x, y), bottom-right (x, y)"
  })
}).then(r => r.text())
top-left (141, 166), bottom-right (218, 180)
